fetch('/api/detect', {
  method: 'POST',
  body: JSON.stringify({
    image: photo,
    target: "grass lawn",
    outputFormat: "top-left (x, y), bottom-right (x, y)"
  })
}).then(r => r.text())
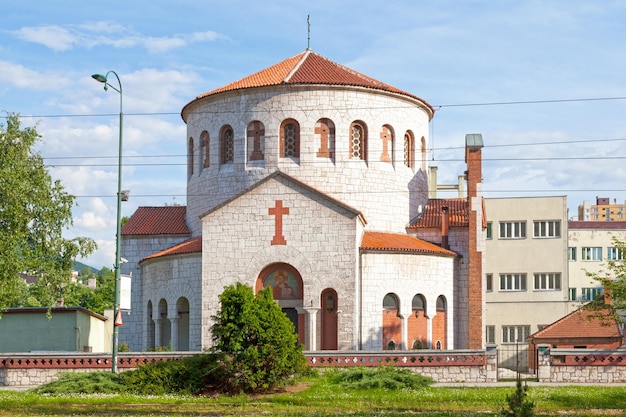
top-left (0, 379), bottom-right (624, 416)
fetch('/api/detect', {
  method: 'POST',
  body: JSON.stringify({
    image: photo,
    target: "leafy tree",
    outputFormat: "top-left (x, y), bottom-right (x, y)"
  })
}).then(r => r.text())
top-left (210, 282), bottom-right (307, 393)
top-left (0, 114), bottom-right (96, 311)
top-left (586, 237), bottom-right (626, 321)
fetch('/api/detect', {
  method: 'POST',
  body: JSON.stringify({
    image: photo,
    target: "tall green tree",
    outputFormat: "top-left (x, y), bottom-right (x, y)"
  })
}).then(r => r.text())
top-left (211, 282), bottom-right (307, 393)
top-left (0, 113), bottom-right (96, 310)
top-left (586, 237), bottom-right (626, 321)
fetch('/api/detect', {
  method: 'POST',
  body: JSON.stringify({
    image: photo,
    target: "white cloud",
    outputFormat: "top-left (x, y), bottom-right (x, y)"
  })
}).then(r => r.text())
top-left (0, 60), bottom-right (70, 91)
top-left (13, 25), bottom-right (77, 51)
top-left (11, 22), bottom-right (226, 53)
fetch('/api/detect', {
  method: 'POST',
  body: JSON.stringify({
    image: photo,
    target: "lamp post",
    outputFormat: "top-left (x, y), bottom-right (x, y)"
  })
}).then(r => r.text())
top-left (92, 71), bottom-right (123, 373)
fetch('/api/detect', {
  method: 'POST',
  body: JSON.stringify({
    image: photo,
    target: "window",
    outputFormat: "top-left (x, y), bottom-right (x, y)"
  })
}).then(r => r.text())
top-left (187, 137), bottom-right (194, 178)
top-left (534, 273), bottom-right (561, 290)
top-left (486, 222), bottom-right (493, 239)
top-left (486, 274), bottom-right (493, 292)
top-left (499, 221), bottom-right (526, 239)
top-left (383, 293), bottom-right (399, 309)
top-left (607, 246), bottom-right (624, 261)
top-left (220, 126), bottom-right (234, 164)
top-left (280, 119), bottom-right (299, 158)
top-left (499, 274), bottom-right (527, 291)
top-left (581, 247), bottom-right (602, 261)
top-left (380, 125), bottom-right (393, 163)
top-left (200, 130), bottom-right (210, 168)
top-left (502, 325), bottom-right (530, 343)
top-left (533, 220), bottom-right (561, 238)
top-left (567, 247), bottom-right (577, 261)
top-left (581, 287), bottom-right (603, 301)
top-left (349, 121), bottom-right (367, 160)
top-left (403, 131), bottom-right (414, 168)
top-left (569, 288), bottom-right (577, 301)
top-left (247, 121), bottom-right (265, 161)
top-left (315, 118), bottom-right (335, 159)
top-left (486, 326), bottom-right (495, 344)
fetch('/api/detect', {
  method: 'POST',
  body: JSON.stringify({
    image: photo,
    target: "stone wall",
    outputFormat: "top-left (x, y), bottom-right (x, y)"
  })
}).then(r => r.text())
top-left (537, 347), bottom-right (626, 383)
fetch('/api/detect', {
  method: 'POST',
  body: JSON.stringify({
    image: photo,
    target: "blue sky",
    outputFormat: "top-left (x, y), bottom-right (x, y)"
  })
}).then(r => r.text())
top-left (2, 1), bottom-right (626, 269)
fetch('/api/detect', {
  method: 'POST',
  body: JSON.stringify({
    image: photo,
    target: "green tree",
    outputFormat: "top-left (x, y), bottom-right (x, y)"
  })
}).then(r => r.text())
top-left (502, 375), bottom-right (534, 417)
top-left (210, 282), bottom-right (307, 393)
top-left (586, 237), bottom-right (626, 321)
top-left (0, 114), bottom-right (96, 311)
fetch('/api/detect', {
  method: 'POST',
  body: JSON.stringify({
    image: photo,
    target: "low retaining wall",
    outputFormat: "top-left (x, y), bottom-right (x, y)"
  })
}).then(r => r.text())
top-left (306, 350), bottom-right (496, 383)
top-left (537, 348), bottom-right (626, 383)
top-left (1, 350), bottom-right (496, 387)
top-left (5, 348), bottom-right (626, 387)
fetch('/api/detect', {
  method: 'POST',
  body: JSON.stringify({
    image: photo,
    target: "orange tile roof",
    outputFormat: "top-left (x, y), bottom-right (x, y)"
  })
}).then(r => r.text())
top-left (360, 231), bottom-right (457, 256)
top-left (121, 206), bottom-right (190, 236)
top-left (529, 306), bottom-right (623, 341)
top-left (183, 50), bottom-right (434, 117)
top-left (141, 237), bottom-right (202, 263)
top-left (408, 198), bottom-right (469, 229)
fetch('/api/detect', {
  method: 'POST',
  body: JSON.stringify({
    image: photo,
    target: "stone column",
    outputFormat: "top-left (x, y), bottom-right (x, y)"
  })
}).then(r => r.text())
top-left (303, 307), bottom-right (320, 351)
top-left (153, 319), bottom-right (162, 349)
top-left (169, 317), bottom-right (180, 351)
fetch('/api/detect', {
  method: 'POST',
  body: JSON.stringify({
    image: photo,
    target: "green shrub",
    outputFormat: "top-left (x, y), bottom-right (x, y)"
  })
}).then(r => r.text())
top-left (326, 366), bottom-right (433, 390)
top-left (210, 283), bottom-right (308, 393)
top-left (34, 371), bottom-right (126, 394)
top-left (502, 377), bottom-right (535, 416)
top-left (121, 354), bottom-right (219, 395)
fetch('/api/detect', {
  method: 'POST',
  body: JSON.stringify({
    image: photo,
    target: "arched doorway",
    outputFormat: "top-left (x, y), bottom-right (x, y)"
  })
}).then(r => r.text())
top-left (158, 298), bottom-right (170, 349)
top-left (176, 297), bottom-right (190, 351)
top-left (409, 294), bottom-right (428, 349)
top-left (147, 300), bottom-right (155, 350)
top-left (432, 295), bottom-right (447, 350)
top-left (256, 263), bottom-right (304, 344)
top-left (382, 293), bottom-right (402, 350)
top-left (320, 288), bottom-right (338, 350)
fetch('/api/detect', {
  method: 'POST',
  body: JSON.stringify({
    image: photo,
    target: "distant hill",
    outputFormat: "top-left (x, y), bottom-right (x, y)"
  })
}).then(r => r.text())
top-left (73, 261), bottom-right (100, 274)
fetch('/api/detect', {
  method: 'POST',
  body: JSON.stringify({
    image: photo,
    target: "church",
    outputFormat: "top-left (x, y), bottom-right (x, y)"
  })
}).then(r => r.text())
top-left (118, 49), bottom-right (486, 352)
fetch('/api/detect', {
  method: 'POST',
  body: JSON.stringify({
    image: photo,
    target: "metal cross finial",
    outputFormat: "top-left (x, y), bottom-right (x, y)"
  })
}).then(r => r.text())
top-left (307, 15), bottom-right (311, 50)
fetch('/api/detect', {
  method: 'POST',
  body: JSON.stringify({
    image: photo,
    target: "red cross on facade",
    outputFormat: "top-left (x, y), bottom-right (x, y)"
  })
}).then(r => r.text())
top-left (248, 121), bottom-right (264, 161)
top-left (268, 200), bottom-right (289, 245)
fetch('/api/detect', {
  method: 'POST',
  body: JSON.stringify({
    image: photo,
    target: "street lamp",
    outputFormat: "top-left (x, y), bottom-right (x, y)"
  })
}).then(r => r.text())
top-left (92, 70), bottom-right (123, 373)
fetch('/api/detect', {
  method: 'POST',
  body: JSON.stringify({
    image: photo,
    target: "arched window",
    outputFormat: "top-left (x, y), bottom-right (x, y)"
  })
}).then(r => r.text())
top-left (420, 136), bottom-right (427, 171)
top-left (436, 295), bottom-right (447, 311)
top-left (380, 125), bottom-right (393, 163)
top-left (280, 119), bottom-right (300, 158)
top-left (315, 118), bottom-right (335, 159)
top-left (404, 131), bottom-right (415, 169)
top-left (349, 121), bottom-right (367, 160)
top-left (383, 293), bottom-right (399, 309)
top-left (220, 125), bottom-right (234, 164)
top-left (412, 294), bottom-right (426, 317)
top-left (247, 120), bottom-right (265, 161)
top-left (187, 137), bottom-right (194, 179)
top-left (200, 131), bottom-right (210, 169)
top-left (386, 340), bottom-right (397, 350)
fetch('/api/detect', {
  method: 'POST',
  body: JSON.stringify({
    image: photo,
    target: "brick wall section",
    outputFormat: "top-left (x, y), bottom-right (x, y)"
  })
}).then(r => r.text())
top-left (465, 144), bottom-right (485, 349)
top-left (537, 348), bottom-right (626, 383)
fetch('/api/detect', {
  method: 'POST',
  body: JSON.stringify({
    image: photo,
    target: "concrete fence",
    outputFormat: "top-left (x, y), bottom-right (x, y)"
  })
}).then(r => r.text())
top-left (2, 348), bottom-right (626, 387)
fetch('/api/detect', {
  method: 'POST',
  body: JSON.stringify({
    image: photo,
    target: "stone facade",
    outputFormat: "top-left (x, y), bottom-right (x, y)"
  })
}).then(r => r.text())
top-left (119, 51), bottom-right (483, 353)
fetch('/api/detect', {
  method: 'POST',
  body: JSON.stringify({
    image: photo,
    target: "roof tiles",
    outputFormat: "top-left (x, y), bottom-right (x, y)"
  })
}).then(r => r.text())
top-left (121, 206), bottom-right (190, 236)
top-left (187, 50), bottom-right (433, 115)
top-left (529, 306), bottom-right (623, 340)
top-left (408, 198), bottom-right (469, 229)
top-left (360, 231), bottom-right (456, 256)
top-left (141, 237), bottom-right (202, 263)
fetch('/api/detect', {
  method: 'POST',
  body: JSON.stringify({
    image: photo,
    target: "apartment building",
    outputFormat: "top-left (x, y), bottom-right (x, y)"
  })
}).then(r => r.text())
top-left (484, 196), bottom-right (571, 349)
top-left (567, 220), bottom-right (626, 303)
top-left (578, 197), bottom-right (626, 221)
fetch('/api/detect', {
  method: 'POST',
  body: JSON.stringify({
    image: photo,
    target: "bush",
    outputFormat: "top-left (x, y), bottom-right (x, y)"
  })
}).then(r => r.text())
top-left (502, 377), bottom-right (535, 417)
top-left (34, 371), bottom-right (126, 394)
top-left (121, 354), bottom-right (218, 395)
top-left (326, 366), bottom-right (433, 390)
top-left (210, 283), bottom-right (307, 393)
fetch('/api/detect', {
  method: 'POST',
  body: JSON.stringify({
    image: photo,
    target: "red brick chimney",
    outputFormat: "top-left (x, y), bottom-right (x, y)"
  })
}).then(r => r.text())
top-left (465, 133), bottom-right (484, 349)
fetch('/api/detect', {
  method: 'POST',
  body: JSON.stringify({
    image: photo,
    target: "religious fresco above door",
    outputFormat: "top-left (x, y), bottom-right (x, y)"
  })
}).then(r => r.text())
top-left (263, 269), bottom-right (301, 300)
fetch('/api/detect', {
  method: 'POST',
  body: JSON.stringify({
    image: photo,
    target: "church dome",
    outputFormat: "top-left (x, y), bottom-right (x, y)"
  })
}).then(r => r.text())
top-left (182, 50), bottom-right (433, 237)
